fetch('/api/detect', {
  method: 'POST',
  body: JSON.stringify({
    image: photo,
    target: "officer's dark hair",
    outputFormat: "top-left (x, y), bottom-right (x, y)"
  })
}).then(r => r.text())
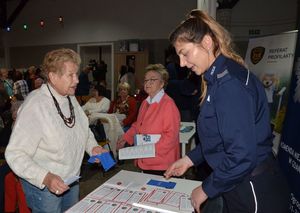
top-left (169, 10), bottom-right (245, 103)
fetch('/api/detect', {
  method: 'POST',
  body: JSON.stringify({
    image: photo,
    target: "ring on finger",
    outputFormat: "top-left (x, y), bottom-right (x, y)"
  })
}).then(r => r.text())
top-left (55, 190), bottom-right (59, 194)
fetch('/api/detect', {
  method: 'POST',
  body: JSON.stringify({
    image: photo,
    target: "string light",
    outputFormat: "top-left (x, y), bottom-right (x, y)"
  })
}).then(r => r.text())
top-left (13, 16), bottom-right (66, 31)
top-left (40, 20), bottom-right (45, 27)
top-left (6, 26), bottom-right (11, 32)
top-left (58, 16), bottom-right (63, 23)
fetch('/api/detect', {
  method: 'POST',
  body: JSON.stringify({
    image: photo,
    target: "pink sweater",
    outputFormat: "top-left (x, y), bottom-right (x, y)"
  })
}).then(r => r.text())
top-left (123, 94), bottom-right (180, 171)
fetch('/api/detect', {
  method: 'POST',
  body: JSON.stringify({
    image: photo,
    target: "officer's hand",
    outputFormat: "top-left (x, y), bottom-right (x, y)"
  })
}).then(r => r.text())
top-left (164, 156), bottom-right (194, 179)
top-left (191, 185), bottom-right (208, 213)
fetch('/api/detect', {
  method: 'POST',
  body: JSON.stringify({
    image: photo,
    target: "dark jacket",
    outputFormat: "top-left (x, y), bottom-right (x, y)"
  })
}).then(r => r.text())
top-left (188, 54), bottom-right (273, 198)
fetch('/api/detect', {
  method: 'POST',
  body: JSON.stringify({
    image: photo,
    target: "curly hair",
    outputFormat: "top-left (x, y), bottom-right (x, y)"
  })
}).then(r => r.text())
top-left (145, 64), bottom-right (169, 88)
top-left (42, 48), bottom-right (81, 80)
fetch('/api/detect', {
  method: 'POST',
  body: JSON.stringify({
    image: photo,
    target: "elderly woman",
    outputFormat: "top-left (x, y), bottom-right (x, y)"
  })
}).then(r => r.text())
top-left (5, 48), bottom-right (106, 213)
top-left (108, 82), bottom-right (137, 131)
top-left (117, 64), bottom-right (180, 175)
top-left (82, 85), bottom-right (110, 118)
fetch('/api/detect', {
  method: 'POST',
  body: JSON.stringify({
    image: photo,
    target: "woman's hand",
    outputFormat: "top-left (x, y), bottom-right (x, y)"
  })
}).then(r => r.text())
top-left (164, 156), bottom-right (194, 179)
top-left (92, 145), bottom-right (108, 155)
top-left (191, 186), bottom-right (208, 213)
top-left (42, 172), bottom-right (69, 195)
top-left (91, 146), bottom-right (108, 163)
top-left (116, 138), bottom-right (127, 150)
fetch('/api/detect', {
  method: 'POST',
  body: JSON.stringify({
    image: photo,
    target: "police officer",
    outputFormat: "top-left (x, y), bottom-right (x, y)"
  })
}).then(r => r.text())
top-left (164, 10), bottom-right (290, 213)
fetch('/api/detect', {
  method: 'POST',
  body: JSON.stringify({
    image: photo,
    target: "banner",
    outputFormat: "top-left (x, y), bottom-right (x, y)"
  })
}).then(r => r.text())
top-left (245, 31), bottom-right (297, 153)
top-left (278, 30), bottom-right (300, 213)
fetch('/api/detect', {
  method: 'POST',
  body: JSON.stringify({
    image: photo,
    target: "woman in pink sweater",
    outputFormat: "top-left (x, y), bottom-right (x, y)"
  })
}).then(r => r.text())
top-left (117, 64), bottom-right (180, 175)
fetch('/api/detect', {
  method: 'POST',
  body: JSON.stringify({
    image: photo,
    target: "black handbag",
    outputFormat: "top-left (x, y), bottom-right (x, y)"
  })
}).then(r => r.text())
top-left (89, 121), bottom-right (107, 142)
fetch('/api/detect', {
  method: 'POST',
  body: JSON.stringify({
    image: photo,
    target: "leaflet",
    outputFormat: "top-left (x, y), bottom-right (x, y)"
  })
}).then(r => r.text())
top-left (134, 134), bottom-right (161, 146)
top-left (118, 144), bottom-right (155, 160)
top-left (64, 175), bottom-right (80, 186)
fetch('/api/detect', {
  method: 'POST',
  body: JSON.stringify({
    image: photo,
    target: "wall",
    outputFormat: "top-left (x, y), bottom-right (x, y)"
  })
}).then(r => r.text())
top-left (1, 0), bottom-right (298, 68)
top-left (230, 0), bottom-right (297, 41)
top-left (4, 0), bottom-right (196, 47)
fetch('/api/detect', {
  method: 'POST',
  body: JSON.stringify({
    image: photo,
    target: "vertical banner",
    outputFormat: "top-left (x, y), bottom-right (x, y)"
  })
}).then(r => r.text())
top-left (278, 30), bottom-right (300, 213)
top-left (244, 31), bottom-right (297, 153)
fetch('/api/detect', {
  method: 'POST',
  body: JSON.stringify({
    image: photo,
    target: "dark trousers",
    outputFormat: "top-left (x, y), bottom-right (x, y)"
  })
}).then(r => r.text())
top-left (222, 160), bottom-right (290, 213)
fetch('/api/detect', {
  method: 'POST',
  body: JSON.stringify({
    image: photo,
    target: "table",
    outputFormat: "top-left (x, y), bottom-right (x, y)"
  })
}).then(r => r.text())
top-left (180, 122), bottom-right (196, 157)
top-left (67, 170), bottom-right (201, 213)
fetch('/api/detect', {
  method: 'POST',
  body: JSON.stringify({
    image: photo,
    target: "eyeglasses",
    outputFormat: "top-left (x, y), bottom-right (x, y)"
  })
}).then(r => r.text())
top-left (144, 78), bottom-right (160, 84)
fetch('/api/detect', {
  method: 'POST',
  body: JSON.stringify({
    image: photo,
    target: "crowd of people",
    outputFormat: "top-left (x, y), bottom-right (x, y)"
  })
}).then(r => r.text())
top-left (0, 9), bottom-right (291, 213)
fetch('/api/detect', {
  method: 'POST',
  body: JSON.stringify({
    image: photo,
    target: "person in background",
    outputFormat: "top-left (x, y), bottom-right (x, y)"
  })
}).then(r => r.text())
top-left (25, 66), bottom-right (37, 92)
top-left (119, 65), bottom-right (136, 95)
top-left (5, 48), bottom-right (107, 213)
top-left (3, 98), bottom-right (30, 213)
top-left (98, 60), bottom-right (107, 82)
top-left (117, 64), bottom-right (180, 175)
top-left (108, 82), bottom-right (137, 132)
top-left (164, 10), bottom-right (290, 213)
top-left (0, 68), bottom-right (14, 98)
top-left (13, 70), bottom-right (29, 100)
top-left (34, 77), bottom-right (44, 89)
top-left (99, 80), bottom-right (111, 100)
top-left (82, 85), bottom-right (110, 118)
top-left (75, 66), bottom-right (91, 96)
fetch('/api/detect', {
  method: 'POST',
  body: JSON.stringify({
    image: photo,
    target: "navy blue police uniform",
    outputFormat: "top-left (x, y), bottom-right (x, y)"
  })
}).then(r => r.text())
top-left (187, 54), bottom-right (289, 213)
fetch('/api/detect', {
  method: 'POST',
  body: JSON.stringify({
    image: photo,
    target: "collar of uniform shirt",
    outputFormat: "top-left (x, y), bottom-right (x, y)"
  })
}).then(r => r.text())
top-left (204, 54), bottom-right (227, 84)
top-left (146, 89), bottom-right (164, 104)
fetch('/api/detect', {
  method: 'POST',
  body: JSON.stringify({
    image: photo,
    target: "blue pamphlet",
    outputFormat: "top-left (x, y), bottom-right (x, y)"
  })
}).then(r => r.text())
top-left (88, 152), bottom-right (116, 172)
top-left (147, 179), bottom-right (176, 189)
top-left (180, 126), bottom-right (194, 133)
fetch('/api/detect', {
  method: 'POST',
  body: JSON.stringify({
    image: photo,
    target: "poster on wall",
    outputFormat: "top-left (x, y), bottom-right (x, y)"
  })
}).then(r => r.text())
top-left (244, 31), bottom-right (297, 153)
top-left (278, 30), bottom-right (300, 213)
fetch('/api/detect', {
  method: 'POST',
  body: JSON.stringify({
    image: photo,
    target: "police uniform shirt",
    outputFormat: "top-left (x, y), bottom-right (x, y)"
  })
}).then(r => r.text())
top-left (187, 54), bottom-right (273, 198)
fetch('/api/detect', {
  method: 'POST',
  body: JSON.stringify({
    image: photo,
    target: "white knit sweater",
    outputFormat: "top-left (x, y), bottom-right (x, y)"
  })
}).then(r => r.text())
top-left (5, 84), bottom-right (98, 189)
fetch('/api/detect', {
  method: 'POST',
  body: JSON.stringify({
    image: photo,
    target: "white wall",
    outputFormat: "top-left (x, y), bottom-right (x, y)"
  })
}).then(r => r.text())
top-left (230, 0), bottom-right (297, 41)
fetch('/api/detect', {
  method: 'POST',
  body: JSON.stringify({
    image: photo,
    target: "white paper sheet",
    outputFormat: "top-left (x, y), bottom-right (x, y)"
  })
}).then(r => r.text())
top-left (118, 144), bottom-right (155, 160)
top-left (64, 175), bottom-right (80, 186)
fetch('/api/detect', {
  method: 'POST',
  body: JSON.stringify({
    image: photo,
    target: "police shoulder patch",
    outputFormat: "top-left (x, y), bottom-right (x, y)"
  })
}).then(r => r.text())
top-left (217, 69), bottom-right (228, 79)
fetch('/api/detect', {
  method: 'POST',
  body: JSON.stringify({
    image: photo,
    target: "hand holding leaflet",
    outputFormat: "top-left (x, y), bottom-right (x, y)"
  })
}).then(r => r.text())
top-left (88, 152), bottom-right (116, 171)
top-left (118, 134), bottom-right (161, 160)
top-left (134, 134), bottom-right (161, 145)
top-left (64, 176), bottom-right (81, 186)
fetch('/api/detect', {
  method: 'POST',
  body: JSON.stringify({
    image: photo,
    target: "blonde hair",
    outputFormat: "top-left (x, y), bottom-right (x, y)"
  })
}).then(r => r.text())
top-left (118, 82), bottom-right (131, 93)
top-left (169, 10), bottom-right (245, 103)
top-left (145, 64), bottom-right (169, 88)
top-left (42, 48), bottom-right (81, 80)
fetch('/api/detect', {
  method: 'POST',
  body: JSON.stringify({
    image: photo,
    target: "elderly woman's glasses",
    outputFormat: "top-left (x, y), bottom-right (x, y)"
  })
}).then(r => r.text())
top-left (144, 78), bottom-right (159, 84)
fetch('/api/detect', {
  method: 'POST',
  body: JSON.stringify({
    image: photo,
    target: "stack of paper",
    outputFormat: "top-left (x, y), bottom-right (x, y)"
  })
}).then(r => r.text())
top-left (119, 134), bottom-right (161, 160)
